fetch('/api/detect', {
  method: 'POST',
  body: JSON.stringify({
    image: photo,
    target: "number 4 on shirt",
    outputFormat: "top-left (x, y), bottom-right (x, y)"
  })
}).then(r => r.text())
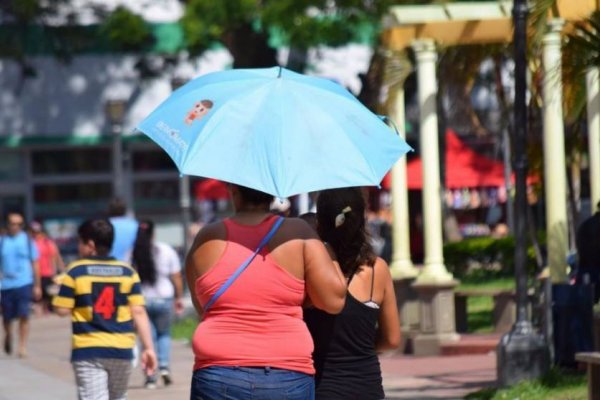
top-left (93, 285), bottom-right (117, 320)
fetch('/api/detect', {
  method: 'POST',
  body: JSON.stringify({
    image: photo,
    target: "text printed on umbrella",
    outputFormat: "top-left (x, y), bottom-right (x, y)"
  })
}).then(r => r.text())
top-left (156, 121), bottom-right (188, 151)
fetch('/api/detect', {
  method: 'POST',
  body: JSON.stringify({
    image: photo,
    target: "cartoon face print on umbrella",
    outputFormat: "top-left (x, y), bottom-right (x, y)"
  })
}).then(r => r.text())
top-left (185, 100), bottom-right (213, 125)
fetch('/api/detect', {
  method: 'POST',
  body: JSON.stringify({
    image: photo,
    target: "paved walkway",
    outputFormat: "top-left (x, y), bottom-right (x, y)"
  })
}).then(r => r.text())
top-left (0, 315), bottom-right (497, 399)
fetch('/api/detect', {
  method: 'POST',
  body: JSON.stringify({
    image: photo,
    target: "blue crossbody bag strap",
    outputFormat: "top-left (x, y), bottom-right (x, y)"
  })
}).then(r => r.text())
top-left (203, 216), bottom-right (284, 312)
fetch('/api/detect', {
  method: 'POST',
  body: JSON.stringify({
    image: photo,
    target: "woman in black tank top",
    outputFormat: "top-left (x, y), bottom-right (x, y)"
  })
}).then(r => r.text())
top-left (304, 187), bottom-right (401, 400)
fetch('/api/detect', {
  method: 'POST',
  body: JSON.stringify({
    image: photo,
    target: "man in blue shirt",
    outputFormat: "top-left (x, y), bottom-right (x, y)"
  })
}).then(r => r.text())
top-left (1, 211), bottom-right (41, 357)
top-left (107, 198), bottom-right (138, 262)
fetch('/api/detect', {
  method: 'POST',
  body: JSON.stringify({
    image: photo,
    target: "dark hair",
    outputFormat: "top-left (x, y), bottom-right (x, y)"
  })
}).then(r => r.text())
top-left (317, 187), bottom-right (376, 277)
top-left (107, 198), bottom-right (127, 217)
top-left (236, 185), bottom-right (273, 206)
top-left (131, 220), bottom-right (156, 285)
top-left (78, 219), bottom-right (114, 256)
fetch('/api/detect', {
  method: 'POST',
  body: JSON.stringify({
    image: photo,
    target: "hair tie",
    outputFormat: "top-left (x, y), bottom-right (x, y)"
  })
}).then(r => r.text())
top-left (335, 206), bottom-right (352, 228)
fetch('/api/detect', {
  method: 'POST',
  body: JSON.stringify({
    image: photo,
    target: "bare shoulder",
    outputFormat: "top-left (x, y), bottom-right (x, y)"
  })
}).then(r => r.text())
top-left (374, 257), bottom-right (393, 281)
top-left (190, 221), bottom-right (226, 253)
top-left (187, 221), bottom-right (227, 273)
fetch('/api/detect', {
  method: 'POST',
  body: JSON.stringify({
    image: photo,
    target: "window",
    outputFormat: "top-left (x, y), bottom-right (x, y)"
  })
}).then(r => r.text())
top-left (33, 182), bottom-right (112, 216)
top-left (132, 150), bottom-right (177, 172)
top-left (0, 151), bottom-right (25, 181)
top-left (134, 180), bottom-right (179, 207)
top-left (32, 149), bottom-right (112, 175)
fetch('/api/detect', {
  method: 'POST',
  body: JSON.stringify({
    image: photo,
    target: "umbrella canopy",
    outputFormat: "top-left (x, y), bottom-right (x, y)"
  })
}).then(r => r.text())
top-left (136, 67), bottom-right (412, 198)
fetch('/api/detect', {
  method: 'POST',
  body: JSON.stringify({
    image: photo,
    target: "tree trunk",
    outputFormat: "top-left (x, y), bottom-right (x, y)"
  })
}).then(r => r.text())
top-left (221, 23), bottom-right (278, 68)
top-left (357, 50), bottom-right (385, 112)
top-left (286, 47), bottom-right (308, 72)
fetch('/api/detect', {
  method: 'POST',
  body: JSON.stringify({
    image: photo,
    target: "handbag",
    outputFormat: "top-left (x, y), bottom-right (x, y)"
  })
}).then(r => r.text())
top-left (203, 216), bottom-right (284, 312)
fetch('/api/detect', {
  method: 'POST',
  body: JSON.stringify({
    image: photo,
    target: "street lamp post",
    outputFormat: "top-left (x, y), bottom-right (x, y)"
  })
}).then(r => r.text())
top-left (105, 99), bottom-right (129, 208)
top-left (171, 77), bottom-right (193, 252)
top-left (497, 0), bottom-right (549, 386)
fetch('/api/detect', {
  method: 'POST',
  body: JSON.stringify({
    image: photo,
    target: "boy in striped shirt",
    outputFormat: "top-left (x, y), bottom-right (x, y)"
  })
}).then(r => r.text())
top-left (53, 219), bottom-right (156, 400)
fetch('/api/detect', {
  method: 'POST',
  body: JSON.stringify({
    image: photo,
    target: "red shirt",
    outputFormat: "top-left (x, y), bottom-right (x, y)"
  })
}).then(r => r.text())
top-left (192, 215), bottom-right (314, 374)
top-left (35, 236), bottom-right (59, 278)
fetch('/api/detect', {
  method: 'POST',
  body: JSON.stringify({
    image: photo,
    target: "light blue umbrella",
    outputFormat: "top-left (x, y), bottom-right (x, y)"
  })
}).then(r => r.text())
top-left (136, 66), bottom-right (412, 198)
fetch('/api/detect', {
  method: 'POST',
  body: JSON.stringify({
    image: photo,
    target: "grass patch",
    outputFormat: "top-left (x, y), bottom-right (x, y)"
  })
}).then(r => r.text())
top-left (457, 277), bottom-right (515, 291)
top-left (172, 316), bottom-right (198, 341)
top-left (457, 278), bottom-right (515, 333)
top-left (467, 296), bottom-right (494, 333)
top-left (466, 368), bottom-right (586, 400)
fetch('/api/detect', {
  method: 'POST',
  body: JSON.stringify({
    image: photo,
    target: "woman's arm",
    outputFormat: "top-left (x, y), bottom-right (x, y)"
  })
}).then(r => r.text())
top-left (52, 241), bottom-right (66, 273)
top-left (303, 227), bottom-right (347, 314)
top-left (185, 247), bottom-right (205, 319)
top-left (170, 271), bottom-right (185, 316)
top-left (184, 223), bottom-right (224, 319)
top-left (374, 258), bottom-right (401, 352)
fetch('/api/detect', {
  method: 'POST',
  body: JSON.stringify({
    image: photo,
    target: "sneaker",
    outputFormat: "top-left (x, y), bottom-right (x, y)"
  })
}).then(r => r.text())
top-left (160, 368), bottom-right (172, 386)
top-left (144, 377), bottom-right (157, 390)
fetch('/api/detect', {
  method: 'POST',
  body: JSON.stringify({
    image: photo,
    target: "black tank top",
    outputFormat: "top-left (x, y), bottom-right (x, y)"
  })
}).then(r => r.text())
top-left (304, 268), bottom-right (384, 400)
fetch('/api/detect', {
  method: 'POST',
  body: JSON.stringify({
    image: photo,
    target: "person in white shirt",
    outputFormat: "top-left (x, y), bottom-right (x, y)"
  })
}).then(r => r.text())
top-left (130, 220), bottom-right (184, 389)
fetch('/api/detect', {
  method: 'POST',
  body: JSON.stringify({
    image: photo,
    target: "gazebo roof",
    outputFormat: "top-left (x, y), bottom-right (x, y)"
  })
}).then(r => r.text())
top-left (382, 0), bottom-right (598, 50)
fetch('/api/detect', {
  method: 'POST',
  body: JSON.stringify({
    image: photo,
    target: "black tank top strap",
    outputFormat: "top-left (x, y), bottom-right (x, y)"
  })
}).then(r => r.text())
top-left (369, 264), bottom-right (375, 301)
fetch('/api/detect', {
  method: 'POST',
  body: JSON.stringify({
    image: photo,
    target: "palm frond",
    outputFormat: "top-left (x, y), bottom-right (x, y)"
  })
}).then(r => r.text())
top-left (565, 11), bottom-right (600, 78)
top-left (529, 0), bottom-right (558, 51)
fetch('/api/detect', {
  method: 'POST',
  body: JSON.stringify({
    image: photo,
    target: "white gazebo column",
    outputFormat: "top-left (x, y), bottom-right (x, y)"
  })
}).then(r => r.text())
top-left (412, 39), bottom-right (453, 284)
top-left (389, 81), bottom-right (418, 280)
top-left (586, 67), bottom-right (600, 210)
top-left (542, 19), bottom-right (569, 283)
top-left (388, 67), bottom-right (420, 349)
top-left (411, 39), bottom-right (458, 356)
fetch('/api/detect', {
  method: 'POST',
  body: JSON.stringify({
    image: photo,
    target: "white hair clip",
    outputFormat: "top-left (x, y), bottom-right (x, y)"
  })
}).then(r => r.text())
top-left (335, 206), bottom-right (352, 228)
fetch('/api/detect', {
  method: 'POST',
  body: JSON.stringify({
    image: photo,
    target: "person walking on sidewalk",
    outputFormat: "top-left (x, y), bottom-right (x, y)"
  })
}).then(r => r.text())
top-left (130, 219), bottom-right (184, 389)
top-left (186, 184), bottom-right (347, 400)
top-left (304, 187), bottom-right (401, 400)
top-left (0, 211), bottom-right (42, 358)
top-left (53, 218), bottom-right (157, 400)
top-left (107, 198), bottom-right (139, 262)
top-left (29, 221), bottom-right (65, 314)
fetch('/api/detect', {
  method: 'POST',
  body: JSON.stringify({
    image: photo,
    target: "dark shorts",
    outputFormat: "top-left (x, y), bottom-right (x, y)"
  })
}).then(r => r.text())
top-left (191, 366), bottom-right (314, 400)
top-left (1, 284), bottom-right (33, 321)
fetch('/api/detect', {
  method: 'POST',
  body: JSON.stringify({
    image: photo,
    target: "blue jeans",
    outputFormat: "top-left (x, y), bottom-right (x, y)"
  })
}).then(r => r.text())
top-left (190, 366), bottom-right (315, 400)
top-left (145, 298), bottom-right (173, 370)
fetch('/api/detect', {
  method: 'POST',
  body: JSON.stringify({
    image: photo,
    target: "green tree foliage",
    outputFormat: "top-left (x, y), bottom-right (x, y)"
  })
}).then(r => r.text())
top-left (0, 2), bottom-right (154, 59)
top-left (181, 0), bottom-right (393, 68)
top-left (0, 1), bottom-right (158, 81)
top-left (99, 6), bottom-right (154, 52)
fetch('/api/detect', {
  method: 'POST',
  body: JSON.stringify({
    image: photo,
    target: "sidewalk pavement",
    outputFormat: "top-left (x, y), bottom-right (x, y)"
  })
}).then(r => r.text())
top-left (0, 315), bottom-right (497, 400)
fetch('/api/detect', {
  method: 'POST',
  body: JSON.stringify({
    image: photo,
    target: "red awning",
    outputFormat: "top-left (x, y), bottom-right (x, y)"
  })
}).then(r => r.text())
top-left (381, 129), bottom-right (536, 190)
top-left (194, 178), bottom-right (229, 200)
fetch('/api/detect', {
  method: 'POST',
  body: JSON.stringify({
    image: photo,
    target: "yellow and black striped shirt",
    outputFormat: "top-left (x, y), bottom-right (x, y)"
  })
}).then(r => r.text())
top-left (52, 256), bottom-right (145, 361)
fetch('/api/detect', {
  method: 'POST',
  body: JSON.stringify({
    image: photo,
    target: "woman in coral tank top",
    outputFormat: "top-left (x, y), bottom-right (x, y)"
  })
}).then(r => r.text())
top-left (186, 184), bottom-right (346, 400)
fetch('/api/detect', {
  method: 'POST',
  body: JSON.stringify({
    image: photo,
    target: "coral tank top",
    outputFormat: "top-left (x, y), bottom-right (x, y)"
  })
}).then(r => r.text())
top-left (192, 215), bottom-right (314, 374)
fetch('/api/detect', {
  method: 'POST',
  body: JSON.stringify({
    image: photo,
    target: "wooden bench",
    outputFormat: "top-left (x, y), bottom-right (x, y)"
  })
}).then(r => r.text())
top-left (576, 352), bottom-right (600, 400)
top-left (454, 289), bottom-right (534, 333)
